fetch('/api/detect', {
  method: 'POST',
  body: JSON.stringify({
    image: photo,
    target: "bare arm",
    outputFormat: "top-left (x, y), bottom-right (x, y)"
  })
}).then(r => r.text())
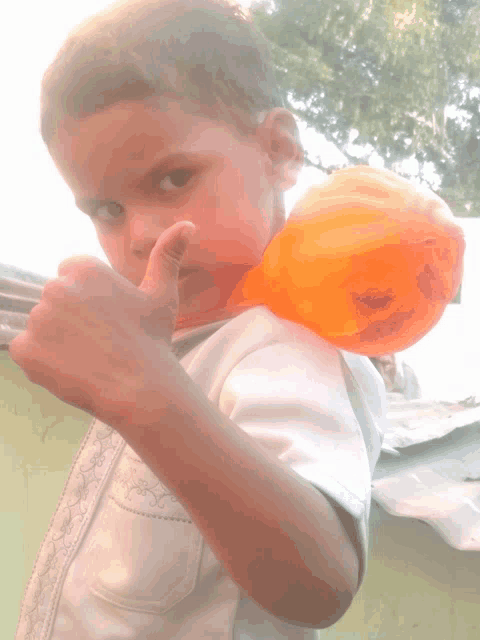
top-left (111, 347), bottom-right (359, 629)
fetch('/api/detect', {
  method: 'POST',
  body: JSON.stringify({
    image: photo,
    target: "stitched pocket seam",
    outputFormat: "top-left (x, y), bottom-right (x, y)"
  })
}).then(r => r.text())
top-left (108, 494), bottom-right (192, 522)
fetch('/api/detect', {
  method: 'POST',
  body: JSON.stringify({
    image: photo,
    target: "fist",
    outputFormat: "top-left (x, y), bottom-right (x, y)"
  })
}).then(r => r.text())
top-left (9, 221), bottom-right (196, 420)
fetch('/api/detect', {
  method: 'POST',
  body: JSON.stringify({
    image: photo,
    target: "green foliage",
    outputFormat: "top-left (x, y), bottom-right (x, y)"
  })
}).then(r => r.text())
top-left (252, 0), bottom-right (480, 216)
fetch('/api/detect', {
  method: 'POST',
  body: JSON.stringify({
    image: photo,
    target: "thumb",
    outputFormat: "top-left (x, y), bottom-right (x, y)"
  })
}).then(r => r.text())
top-left (139, 221), bottom-right (197, 297)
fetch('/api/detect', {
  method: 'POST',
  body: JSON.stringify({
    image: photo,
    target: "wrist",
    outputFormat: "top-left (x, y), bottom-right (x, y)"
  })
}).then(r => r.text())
top-left (92, 339), bottom-right (178, 432)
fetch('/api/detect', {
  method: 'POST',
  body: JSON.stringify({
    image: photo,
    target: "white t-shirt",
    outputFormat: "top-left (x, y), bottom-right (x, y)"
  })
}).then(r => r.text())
top-left (15, 306), bottom-right (385, 640)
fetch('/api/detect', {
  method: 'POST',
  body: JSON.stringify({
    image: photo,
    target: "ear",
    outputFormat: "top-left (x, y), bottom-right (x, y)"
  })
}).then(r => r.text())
top-left (257, 108), bottom-right (304, 191)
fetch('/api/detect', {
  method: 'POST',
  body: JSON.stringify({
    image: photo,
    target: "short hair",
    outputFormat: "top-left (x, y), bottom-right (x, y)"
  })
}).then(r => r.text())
top-left (40, 0), bottom-right (283, 146)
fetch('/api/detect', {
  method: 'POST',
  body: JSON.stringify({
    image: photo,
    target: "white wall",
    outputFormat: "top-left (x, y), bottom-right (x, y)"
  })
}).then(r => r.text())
top-left (398, 219), bottom-right (480, 403)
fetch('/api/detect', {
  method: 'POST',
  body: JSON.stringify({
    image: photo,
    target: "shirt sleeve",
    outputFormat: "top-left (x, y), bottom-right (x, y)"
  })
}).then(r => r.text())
top-left (218, 338), bottom-right (385, 590)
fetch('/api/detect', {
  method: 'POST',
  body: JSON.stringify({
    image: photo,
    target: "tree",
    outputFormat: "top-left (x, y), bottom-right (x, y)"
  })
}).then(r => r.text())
top-left (252, 0), bottom-right (480, 216)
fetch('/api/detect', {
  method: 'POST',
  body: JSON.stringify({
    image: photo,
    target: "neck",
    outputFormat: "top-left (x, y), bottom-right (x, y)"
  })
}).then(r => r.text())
top-left (174, 306), bottom-right (246, 332)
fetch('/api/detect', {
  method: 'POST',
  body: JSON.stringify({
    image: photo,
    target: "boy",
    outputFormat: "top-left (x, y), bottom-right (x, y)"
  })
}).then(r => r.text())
top-left (11, 1), bottom-right (386, 638)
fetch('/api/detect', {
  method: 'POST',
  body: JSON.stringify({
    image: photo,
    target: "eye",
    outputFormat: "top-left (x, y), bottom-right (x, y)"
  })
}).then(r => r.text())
top-left (94, 202), bottom-right (124, 224)
top-left (154, 169), bottom-right (194, 192)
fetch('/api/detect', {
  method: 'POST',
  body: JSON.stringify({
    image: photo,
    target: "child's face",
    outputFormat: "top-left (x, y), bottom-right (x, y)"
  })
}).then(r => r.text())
top-left (49, 97), bottom-right (293, 330)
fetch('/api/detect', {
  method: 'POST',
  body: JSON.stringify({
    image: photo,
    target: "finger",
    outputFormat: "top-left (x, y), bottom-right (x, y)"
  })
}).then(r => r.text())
top-left (56, 257), bottom-right (133, 301)
top-left (57, 255), bottom-right (108, 279)
top-left (139, 221), bottom-right (196, 297)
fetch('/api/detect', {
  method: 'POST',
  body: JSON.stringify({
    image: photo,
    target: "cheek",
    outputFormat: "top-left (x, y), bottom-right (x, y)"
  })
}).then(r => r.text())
top-left (96, 229), bottom-right (117, 258)
top-left (198, 216), bottom-right (271, 267)
top-left (199, 169), bottom-right (272, 237)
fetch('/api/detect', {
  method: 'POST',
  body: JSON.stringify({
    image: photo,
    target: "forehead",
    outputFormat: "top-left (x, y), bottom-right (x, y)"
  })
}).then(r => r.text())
top-left (49, 97), bottom-right (247, 197)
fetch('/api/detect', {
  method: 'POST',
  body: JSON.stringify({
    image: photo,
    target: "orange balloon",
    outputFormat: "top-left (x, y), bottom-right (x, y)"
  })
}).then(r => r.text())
top-left (226, 165), bottom-right (465, 356)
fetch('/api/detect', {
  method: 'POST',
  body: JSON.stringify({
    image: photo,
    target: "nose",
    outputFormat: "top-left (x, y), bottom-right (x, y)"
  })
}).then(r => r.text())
top-left (128, 211), bottom-right (166, 258)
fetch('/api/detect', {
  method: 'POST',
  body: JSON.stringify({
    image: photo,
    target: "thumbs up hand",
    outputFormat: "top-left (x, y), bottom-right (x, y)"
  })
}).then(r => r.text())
top-left (8, 221), bottom-right (197, 423)
top-left (137, 220), bottom-right (197, 339)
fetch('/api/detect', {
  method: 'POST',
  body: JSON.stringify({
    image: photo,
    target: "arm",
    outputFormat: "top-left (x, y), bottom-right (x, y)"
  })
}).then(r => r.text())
top-left (8, 226), bottom-right (358, 629)
top-left (111, 346), bottom-right (359, 629)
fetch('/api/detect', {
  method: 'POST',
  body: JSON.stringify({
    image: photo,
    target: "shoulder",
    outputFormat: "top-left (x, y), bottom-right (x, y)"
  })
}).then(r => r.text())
top-left (221, 306), bottom-right (385, 395)
top-left (221, 305), bottom-right (341, 363)
top-left (216, 307), bottom-right (360, 433)
top-left (217, 307), bottom-right (387, 459)
top-left (220, 306), bottom-right (344, 382)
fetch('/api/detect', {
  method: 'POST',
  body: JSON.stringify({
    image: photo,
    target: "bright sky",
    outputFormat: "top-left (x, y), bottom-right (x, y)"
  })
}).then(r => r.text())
top-left (3, 0), bottom-right (432, 280)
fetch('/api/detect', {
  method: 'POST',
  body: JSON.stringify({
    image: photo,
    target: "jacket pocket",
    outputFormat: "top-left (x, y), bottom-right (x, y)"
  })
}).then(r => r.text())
top-left (86, 445), bottom-right (204, 615)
